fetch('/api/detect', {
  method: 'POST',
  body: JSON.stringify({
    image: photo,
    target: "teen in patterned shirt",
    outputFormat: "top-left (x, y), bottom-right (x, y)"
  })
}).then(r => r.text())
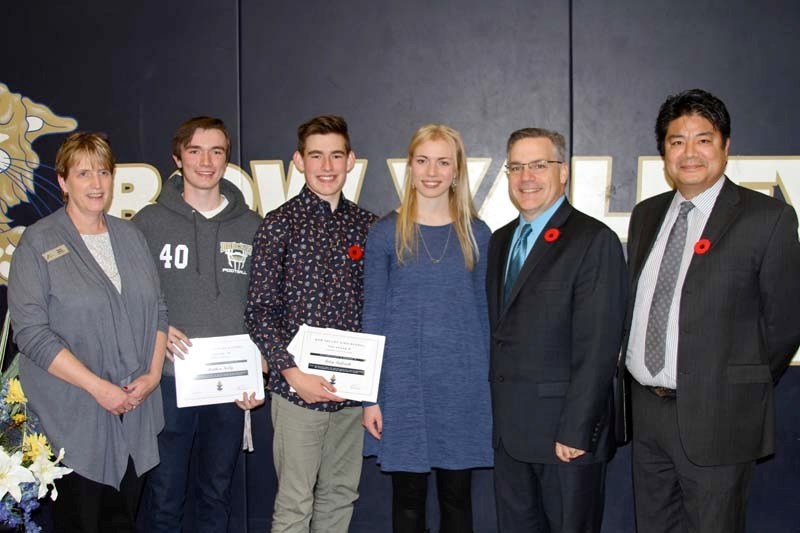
top-left (245, 115), bottom-right (377, 533)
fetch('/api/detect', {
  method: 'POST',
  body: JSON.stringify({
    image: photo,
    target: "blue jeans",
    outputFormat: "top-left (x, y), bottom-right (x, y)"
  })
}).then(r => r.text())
top-left (143, 376), bottom-right (244, 533)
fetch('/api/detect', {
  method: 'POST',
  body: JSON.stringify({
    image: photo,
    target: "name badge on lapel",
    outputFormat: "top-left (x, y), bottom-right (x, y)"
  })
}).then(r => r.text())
top-left (42, 244), bottom-right (70, 262)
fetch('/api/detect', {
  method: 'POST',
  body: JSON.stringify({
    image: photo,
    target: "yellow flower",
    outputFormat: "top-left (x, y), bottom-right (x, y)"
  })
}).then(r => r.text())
top-left (4, 378), bottom-right (27, 405)
top-left (22, 433), bottom-right (52, 464)
top-left (11, 413), bottom-right (26, 425)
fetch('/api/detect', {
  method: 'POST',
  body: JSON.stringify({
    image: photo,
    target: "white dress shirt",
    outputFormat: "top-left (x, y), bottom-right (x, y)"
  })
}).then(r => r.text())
top-left (626, 176), bottom-right (725, 388)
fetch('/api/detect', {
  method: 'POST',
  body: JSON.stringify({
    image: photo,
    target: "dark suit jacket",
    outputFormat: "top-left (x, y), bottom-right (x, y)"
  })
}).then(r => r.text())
top-left (487, 200), bottom-right (627, 464)
top-left (618, 178), bottom-right (800, 466)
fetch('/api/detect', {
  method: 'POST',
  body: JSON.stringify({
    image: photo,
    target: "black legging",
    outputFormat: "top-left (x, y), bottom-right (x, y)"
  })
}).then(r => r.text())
top-left (391, 468), bottom-right (473, 533)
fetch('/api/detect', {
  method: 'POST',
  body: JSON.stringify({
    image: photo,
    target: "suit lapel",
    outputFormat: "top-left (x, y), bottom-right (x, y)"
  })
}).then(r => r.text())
top-left (629, 177), bottom-right (741, 292)
top-left (630, 194), bottom-right (672, 283)
top-left (489, 221), bottom-right (516, 318)
top-left (686, 177), bottom-right (741, 273)
top-left (501, 200), bottom-right (573, 316)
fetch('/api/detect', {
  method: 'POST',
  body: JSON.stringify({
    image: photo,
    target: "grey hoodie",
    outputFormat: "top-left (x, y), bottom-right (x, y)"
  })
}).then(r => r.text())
top-left (133, 175), bottom-right (262, 376)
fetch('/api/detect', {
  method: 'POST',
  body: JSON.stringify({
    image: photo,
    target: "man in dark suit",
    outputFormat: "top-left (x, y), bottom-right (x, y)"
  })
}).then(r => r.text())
top-left (620, 88), bottom-right (800, 533)
top-left (487, 128), bottom-right (627, 532)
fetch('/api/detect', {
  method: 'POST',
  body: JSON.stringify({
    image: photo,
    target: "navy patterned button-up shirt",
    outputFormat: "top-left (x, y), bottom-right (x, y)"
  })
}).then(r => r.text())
top-left (245, 186), bottom-right (377, 411)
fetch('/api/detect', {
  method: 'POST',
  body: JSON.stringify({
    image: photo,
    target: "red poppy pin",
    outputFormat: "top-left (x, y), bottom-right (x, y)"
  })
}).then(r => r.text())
top-left (694, 238), bottom-right (711, 255)
top-left (348, 244), bottom-right (364, 261)
top-left (543, 228), bottom-right (561, 243)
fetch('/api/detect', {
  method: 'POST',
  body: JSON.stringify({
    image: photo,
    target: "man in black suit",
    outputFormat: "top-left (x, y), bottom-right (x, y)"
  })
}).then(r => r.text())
top-left (487, 128), bottom-right (627, 532)
top-left (620, 89), bottom-right (800, 533)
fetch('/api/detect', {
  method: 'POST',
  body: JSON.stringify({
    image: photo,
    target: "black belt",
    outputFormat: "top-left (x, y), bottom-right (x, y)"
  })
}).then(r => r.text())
top-left (643, 385), bottom-right (676, 398)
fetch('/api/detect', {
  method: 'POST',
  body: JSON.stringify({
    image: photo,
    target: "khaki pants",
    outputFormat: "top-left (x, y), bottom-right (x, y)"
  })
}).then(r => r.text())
top-left (270, 393), bottom-right (364, 533)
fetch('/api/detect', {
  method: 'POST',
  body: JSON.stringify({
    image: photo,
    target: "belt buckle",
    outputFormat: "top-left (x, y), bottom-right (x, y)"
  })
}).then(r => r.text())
top-left (649, 386), bottom-right (675, 398)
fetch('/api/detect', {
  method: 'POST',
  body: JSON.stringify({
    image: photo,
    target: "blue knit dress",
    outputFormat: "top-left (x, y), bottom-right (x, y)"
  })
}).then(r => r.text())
top-left (362, 212), bottom-right (493, 472)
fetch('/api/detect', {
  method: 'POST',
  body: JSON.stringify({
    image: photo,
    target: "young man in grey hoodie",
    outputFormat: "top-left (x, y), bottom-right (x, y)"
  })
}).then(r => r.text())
top-left (133, 116), bottom-right (264, 533)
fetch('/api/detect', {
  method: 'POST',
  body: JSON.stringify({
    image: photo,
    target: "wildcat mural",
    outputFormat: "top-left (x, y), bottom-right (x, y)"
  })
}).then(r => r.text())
top-left (0, 83), bottom-right (77, 283)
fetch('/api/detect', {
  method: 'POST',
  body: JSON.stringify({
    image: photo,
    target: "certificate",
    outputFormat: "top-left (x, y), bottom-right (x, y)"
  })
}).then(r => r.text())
top-left (288, 325), bottom-right (385, 403)
top-left (173, 334), bottom-right (265, 407)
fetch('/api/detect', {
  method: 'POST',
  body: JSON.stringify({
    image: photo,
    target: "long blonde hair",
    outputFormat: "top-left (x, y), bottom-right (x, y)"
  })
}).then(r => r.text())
top-left (395, 124), bottom-right (480, 270)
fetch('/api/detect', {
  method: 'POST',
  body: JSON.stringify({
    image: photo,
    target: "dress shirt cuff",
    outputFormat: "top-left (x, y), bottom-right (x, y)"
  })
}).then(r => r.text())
top-left (270, 348), bottom-right (297, 372)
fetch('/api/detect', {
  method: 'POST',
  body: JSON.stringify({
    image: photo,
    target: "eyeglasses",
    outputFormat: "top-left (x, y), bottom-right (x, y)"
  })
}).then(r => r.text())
top-left (505, 160), bottom-right (563, 176)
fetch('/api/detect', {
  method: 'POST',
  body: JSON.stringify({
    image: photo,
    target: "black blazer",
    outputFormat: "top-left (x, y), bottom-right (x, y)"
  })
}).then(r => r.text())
top-left (487, 200), bottom-right (627, 464)
top-left (618, 178), bottom-right (800, 465)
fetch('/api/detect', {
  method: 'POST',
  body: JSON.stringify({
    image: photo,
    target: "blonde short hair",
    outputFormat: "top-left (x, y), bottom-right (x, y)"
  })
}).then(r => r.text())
top-left (55, 132), bottom-right (116, 178)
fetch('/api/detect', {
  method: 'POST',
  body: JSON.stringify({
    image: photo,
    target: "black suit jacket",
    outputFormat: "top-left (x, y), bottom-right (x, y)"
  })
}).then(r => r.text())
top-left (618, 178), bottom-right (800, 465)
top-left (487, 200), bottom-right (627, 464)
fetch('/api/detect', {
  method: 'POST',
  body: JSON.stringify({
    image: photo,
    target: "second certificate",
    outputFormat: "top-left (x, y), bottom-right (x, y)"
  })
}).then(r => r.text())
top-left (292, 326), bottom-right (385, 403)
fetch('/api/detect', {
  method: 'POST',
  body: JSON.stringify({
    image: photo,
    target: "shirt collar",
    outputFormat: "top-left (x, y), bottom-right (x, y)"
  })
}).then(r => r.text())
top-left (299, 185), bottom-right (347, 216)
top-left (673, 175), bottom-right (725, 217)
top-left (516, 195), bottom-right (566, 232)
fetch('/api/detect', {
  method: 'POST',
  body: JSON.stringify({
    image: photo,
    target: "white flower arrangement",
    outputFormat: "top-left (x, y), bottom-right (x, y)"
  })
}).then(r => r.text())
top-left (0, 364), bottom-right (72, 532)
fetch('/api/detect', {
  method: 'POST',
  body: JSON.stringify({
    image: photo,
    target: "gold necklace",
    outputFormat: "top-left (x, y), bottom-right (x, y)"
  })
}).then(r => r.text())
top-left (418, 224), bottom-right (452, 264)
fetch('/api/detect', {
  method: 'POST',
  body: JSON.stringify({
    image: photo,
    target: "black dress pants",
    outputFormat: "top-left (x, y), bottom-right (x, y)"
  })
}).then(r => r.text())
top-left (493, 440), bottom-right (606, 533)
top-left (52, 457), bottom-right (143, 533)
top-left (631, 380), bottom-right (754, 533)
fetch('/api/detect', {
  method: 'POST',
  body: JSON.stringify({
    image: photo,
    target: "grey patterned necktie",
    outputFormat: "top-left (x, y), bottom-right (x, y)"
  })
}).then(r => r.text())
top-left (644, 201), bottom-right (694, 376)
top-left (504, 224), bottom-right (532, 304)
